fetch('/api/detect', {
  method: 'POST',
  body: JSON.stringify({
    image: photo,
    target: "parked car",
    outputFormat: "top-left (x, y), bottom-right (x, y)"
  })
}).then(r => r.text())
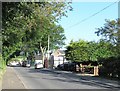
top-left (68, 62), bottom-right (76, 71)
top-left (57, 64), bottom-right (64, 70)
top-left (22, 60), bottom-right (31, 67)
top-left (35, 62), bottom-right (43, 69)
top-left (63, 63), bottom-right (69, 71)
top-left (57, 62), bottom-right (70, 71)
top-left (22, 61), bottom-right (27, 67)
top-left (57, 62), bottom-right (79, 72)
top-left (34, 60), bottom-right (43, 69)
top-left (26, 63), bottom-right (30, 67)
top-left (9, 61), bottom-right (20, 67)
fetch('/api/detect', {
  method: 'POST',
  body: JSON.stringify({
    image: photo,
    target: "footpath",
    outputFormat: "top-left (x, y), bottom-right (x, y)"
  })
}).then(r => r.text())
top-left (2, 67), bottom-right (25, 90)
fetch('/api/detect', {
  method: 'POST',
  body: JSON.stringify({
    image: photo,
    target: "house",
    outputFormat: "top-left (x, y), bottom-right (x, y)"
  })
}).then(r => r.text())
top-left (52, 49), bottom-right (65, 57)
top-left (50, 49), bottom-right (68, 68)
top-left (34, 54), bottom-right (44, 68)
top-left (34, 55), bottom-right (43, 65)
top-left (34, 55), bottom-right (42, 60)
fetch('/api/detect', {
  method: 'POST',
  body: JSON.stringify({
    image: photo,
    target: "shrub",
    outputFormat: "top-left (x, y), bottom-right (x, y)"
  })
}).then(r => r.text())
top-left (99, 57), bottom-right (120, 79)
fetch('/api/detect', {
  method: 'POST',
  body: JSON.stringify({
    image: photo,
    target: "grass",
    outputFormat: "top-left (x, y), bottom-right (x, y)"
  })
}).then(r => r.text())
top-left (0, 55), bottom-right (6, 90)
top-left (0, 68), bottom-right (5, 91)
top-left (0, 58), bottom-right (6, 80)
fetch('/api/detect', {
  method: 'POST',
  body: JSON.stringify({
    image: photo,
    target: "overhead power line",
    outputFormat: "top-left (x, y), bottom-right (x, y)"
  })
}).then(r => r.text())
top-left (65, 0), bottom-right (119, 30)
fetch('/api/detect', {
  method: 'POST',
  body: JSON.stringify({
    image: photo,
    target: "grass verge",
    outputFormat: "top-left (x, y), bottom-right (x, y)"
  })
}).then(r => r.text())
top-left (0, 59), bottom-right (6, 90)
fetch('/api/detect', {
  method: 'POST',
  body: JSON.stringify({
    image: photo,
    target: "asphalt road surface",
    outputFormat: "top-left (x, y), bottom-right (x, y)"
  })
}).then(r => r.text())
top-left (13, 67), bottom-right (119, 89)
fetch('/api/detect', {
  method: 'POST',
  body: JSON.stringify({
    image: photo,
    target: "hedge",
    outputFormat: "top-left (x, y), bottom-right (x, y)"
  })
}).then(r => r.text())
top-left (98, 57), bottom-right (120, 79)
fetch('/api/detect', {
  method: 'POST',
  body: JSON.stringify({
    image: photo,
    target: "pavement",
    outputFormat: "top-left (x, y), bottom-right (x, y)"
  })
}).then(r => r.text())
top-left (2, 67), bottom-right (25, 89)
top-left (1, 66), bottom-right (120, 90)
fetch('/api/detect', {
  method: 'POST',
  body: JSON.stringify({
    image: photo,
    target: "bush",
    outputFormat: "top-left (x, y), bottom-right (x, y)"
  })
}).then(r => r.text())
top-left (0, 54), bottom-right (6, 70)
top-left (99, 57), bottom-right (120, 79)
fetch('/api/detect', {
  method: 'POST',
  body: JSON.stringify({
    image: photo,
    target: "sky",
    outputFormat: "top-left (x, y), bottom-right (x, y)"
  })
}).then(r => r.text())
top-left (59, 1), bottom-right (118, 46)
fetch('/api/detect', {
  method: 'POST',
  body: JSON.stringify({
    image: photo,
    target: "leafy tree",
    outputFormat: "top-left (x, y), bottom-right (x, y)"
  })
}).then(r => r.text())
top-left (2, 2), bottom-right (33, 60)
top-left (65, 40), bottom-right (89, 62)
top-left (65, 39), bottom-right (114, 63)
top-left (95, 18), bottom-right (120, 56)
top-left (96, 39), bottom-right (115, 60)
top-left (2, 2), bottom-right (72, 62)
top-left (95, 19), bottom-right (120, 78)
top-left (87, 41), bottom-right (98, 61)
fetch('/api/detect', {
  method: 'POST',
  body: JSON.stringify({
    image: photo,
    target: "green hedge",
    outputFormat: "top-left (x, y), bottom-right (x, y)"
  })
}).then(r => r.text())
top-left (99, 57), bottom-right (120, 79)
top-left (0, 54), bottom-right (6, 69)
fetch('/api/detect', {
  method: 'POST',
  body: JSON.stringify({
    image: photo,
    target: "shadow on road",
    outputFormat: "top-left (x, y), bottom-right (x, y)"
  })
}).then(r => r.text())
top-left (25, 68), bottom-right (120, 90)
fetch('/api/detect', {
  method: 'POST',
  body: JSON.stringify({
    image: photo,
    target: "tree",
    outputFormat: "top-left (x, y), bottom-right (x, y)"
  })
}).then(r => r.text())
top-left (87, 41), bottom-right (98, 61)
top-left (29, 23), bottom-right (66, 63)
top-left (2, 2), bottom-right (72, 62)
top-left (65, 40), bottom-right (89, 62)
top-left (95, 19), bottom-right (120, 78)
top-left (2, 2), bottom-right (34, 60)
top-left (96, 39), bottom-right (114, 60)
top-left (95, 18), bottom-right (120, 56)
top-left (65, 39), bottom-right (114, 63)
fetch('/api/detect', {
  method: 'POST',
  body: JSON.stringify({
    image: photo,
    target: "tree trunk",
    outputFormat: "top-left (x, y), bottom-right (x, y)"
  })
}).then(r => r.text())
top-left (40, 43), bottom-right (46, 65)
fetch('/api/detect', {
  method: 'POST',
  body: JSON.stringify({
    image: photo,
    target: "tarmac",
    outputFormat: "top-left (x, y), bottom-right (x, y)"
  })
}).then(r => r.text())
top-left (44, 68), bottom-right (120, 89)
top-left (1, 66), bottom-right (120, 90)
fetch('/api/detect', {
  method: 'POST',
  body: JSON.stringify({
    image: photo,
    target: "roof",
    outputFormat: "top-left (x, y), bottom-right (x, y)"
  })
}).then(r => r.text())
top-left (58, 50), bottom-right (65, 55)
top-left (52, 49), bottom-right (65, 57)
top-left (34, 55), bottom-right (42, 60)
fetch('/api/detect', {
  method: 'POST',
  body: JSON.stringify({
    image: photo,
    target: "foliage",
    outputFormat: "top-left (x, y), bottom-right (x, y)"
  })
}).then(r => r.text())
top-left (98, 56), bottom-right (120, 79)
top-left (2, 2), bottom-right (72, 61)
top-left (96, 39), bottom-right (115, 60)
top-left (95, 18), bottom-right (120, 56)
top-left (95, 18), bottom-right (120, 79)
top-left (65, 39), bottom-right (114, 62)
top-left (0, 54), bottom-right (6, 70)
top-left (65, 40), bottom-right (90, 62)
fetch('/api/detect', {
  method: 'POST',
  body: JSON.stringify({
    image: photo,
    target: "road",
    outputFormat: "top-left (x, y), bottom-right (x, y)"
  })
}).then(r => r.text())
top-left (13, 67), bottom-right (119, 89)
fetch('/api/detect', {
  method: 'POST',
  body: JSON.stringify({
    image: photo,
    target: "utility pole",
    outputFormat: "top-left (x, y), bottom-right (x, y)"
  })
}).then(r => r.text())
top-left (48, 35), bottom-right (50, 60)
